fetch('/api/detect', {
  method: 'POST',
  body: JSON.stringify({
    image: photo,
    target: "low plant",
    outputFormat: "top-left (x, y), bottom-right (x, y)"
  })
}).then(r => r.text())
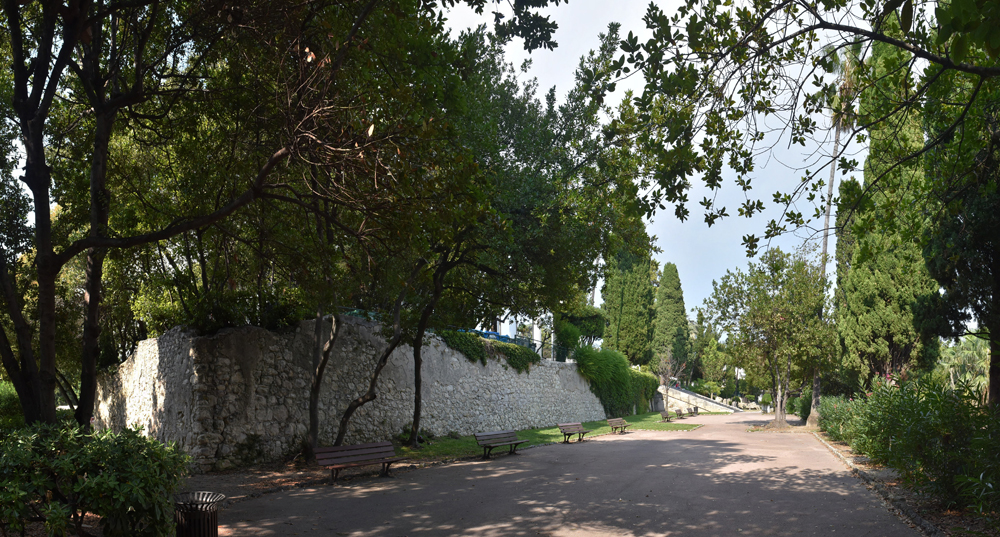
top-left (0, 381), bottom-right (24, 432)
top-left (0, 423), bottom-right (189, 536)
top-left (819, 375), bottom-right (1000, 513)
top-left (438, 330), bottom-right (541, 373)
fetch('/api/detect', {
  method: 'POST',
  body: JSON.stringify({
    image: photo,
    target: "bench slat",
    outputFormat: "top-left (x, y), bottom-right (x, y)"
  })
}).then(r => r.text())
top-left (324, 456), bottom-right (405, 470)
top-left (316, 447), bottom-right (396, 462)
top-left (315, 441), bottom-right (393, 455)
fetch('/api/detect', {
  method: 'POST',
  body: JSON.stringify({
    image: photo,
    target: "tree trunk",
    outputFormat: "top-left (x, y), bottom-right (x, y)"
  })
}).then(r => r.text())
top-left (76, 111), bottom-right (116, 428)
top-left (29, 139), bottom-right (60, 424)
top-left (333, 261), bottom-right (424, 446)
top-left (307, 309), bottom-right (341, 462)
top-left (0, 257), bottom-right (44, 424)
top-left (807, 369), bottom-right (821, 427)
top-left (409, 311), bottom-right (429, 448)
top-left (989, 324), bottom-right (1000, 406)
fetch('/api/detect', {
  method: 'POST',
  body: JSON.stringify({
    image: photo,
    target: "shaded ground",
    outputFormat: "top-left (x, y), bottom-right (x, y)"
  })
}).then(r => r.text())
top-left (213, 412), bottom-right (922, 536)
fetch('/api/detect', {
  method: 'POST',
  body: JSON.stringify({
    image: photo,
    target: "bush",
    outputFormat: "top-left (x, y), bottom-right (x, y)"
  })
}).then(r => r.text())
top-left (819, 375), bottom-right (1000, 512)
top-left (575, 347), bottom-right (657, 417)
top-left (0, 381), bottom-right (24, 432)
top-left (554, 320), bottom-right (581, 362)
top-left (0, 423), bottom-right (189, 536)
top-left (438, 330), bottom-right (540, 373)
top-left (787, 389), bottom-right (811, 421)
top-left (817, 394), bottom-right (857, 442)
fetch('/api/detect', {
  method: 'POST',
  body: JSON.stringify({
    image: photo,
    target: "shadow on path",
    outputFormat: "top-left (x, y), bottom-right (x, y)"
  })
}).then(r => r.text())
top-left (220, 414), bottom-right (917, 536)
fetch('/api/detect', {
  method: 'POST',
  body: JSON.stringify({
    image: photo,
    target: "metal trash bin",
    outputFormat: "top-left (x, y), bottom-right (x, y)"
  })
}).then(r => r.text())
top-left (174, 491), bottom-right (226, 537)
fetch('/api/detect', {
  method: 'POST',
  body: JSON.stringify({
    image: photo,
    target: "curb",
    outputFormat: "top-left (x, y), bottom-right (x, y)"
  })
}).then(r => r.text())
top-left (812, 432), bottom-right (944, 537)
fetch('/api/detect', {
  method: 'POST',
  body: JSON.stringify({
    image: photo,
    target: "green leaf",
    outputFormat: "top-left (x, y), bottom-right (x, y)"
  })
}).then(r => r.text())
top-left (900, 0), bottom-right (913, 34)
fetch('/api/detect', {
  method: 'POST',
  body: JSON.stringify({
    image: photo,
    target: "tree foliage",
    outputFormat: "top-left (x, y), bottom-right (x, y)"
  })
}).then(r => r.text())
top-left (652, 262), bottom-right (689, 368)
top-left (601, 250), bottom-right (655, 366)
top-left (601, 0), bottom-right (1000, 254)
top-left (704, 247), bottom-right (835, 427)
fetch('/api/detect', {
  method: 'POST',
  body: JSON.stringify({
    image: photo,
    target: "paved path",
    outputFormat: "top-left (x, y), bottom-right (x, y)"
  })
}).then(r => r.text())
top-left (219, 412), bottom-right (920, 536)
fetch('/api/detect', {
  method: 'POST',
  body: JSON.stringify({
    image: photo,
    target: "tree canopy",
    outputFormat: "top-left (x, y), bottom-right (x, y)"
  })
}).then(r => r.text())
top-left (704, 247), bottom-right (835, 427)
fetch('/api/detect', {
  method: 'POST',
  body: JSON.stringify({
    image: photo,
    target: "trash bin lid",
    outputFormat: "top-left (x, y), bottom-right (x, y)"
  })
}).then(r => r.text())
top-left (174, 491), bottom-right (226, 511)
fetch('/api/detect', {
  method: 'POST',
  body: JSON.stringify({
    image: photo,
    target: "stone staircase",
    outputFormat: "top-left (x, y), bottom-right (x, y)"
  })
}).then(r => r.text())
top-left (659, 386), bottom-right (742, 413)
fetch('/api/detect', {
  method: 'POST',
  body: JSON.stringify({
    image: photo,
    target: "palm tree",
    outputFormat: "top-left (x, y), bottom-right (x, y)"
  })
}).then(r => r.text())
top-left (808, 42), bottom-right (862, 427)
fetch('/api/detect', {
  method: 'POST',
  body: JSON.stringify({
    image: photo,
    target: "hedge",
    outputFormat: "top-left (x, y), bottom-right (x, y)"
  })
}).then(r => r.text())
top-left (438, 330), bottom-right (541, 373)
top-left (574, 347), bottom-right (659, 418)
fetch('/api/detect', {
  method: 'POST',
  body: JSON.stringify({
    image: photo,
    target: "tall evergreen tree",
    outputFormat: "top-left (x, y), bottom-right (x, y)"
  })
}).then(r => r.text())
top-left (836, 34), bottom-right (940, 383)
top-left (653, 262), bottom-right (689, 367)
top-left (602, 252), bottom-right (655, 365)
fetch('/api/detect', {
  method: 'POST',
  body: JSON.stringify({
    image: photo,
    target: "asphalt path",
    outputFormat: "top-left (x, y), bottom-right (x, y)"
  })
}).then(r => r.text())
top-left (218, 412), bottom-right (921, 536)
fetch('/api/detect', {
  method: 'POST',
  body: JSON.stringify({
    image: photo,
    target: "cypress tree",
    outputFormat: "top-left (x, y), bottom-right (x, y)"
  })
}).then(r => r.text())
top-left (835, 35), bottom-right (939, 381)
top-left (653, 262), bottom-right (689, 366)
top-left (601, 252), bottom-right (655, 365)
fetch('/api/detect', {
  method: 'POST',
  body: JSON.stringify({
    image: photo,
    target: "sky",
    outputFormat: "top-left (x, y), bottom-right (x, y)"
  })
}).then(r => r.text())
top-left (444, 0), bottom-right (865, 316)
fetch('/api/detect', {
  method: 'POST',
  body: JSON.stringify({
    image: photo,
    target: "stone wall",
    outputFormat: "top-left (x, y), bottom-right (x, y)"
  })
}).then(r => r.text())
top-left (95, 316), bottom-right (606, 471)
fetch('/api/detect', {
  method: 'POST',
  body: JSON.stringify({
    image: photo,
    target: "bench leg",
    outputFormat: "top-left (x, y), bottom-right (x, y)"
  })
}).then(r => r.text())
top-left (563, 434), bottom-right (571, 444)
top-left (331, 469), bottom-right (341, 482)
top-left (508, 444), bottom-right (517, 455)
top-left (381, 462), bottom-right (393, 477)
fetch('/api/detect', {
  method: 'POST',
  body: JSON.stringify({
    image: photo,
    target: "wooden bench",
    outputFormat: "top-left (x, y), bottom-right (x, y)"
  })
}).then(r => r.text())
top-left (474, 430), bottom-right (527, 459)
top-left (675, 409), bottom-right (685, 419)
top-left (607, 418), bottom-right (630, 434)
top-left (315, 441), bottom-right (407, 482)
top-left (558, 422), bottom-right (592, 443)
top-left (659, 410), bottom-right (672, 422)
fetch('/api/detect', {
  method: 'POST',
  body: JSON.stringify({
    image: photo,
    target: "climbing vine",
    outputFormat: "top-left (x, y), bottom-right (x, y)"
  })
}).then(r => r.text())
top-left (574, 346), bottom-right (659, 417)
top-left (437, 330), bottom-right (540, 373)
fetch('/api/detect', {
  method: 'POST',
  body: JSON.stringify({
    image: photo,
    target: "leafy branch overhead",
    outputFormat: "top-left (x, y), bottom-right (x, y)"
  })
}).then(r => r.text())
top-left (596, 0), bottom-right (1000, 255)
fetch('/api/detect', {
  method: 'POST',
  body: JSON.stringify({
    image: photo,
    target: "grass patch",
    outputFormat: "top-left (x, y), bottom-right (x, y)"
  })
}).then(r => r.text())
top-left (395, 411), bottom-right (698, 461)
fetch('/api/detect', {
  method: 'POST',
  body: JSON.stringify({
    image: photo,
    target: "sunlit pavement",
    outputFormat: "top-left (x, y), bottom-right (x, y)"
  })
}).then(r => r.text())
top-left (219, 412), bottom-right (920, 536)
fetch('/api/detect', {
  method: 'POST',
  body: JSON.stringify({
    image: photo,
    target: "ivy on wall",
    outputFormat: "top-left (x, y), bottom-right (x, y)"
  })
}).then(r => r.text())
top-left (437, 330), bottom-right (541, 373)
top-left (574, 346), bottom-right (659, 418)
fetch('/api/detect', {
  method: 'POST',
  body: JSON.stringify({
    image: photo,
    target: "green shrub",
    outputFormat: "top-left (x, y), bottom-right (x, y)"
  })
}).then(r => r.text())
top-left (0, 382), bottom-right (24, 432)
top-left (818, 394), bottom-right (857, 442)
top-left (787, 389), bottom-right (811, 421)
top-left (438, 330), bottom-right (488, 365)
top-left (490, 341), bottom-right (541, 373)
top-left (554, 320), bottom-right (581, 362)
top-left (575, 347), bottom-right (657, 417)
top-left (0, 423), bottom-right (189, 536)
top-left (438, 330), bottom-right (540, 373)
top-left (819, 375), bottom-right (1000, 512)
top-left (629, 368), bottom-right (660, 413)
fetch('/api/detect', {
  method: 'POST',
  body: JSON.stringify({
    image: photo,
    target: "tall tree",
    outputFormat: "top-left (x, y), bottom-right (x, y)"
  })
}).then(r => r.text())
top-left (0, 0), bottom-right (571, 427)
top-left (602, 250), bottom-right (655, 366)
top-left (653, 262), bottom-right (689, 369)
top-left (704, 247), bottom-right (834, 428)
top-left (918, 112), bottom-right (1000, 404)
top-left (837, 33), bottom-right (941, 385)
top-left (915, 31), bottom-right (1000, 405)
top-left (808, 41), bottom-right (863, 427)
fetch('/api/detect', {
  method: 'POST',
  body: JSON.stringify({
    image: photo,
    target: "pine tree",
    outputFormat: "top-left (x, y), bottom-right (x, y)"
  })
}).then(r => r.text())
top-left (602, 252), bottom-right (655, 365)
top-left (653, 262), bottom-right (689, 367)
